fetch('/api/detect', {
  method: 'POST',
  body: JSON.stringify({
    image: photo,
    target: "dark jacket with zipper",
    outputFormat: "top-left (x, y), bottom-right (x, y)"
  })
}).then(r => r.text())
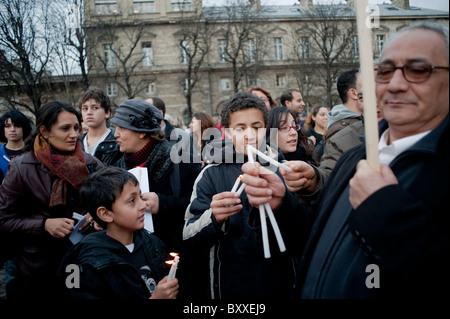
top-left (182, 139), bottom-right (311, 299)
top-left (59, 229), bottom-right (168, 299)
top-left (80, 129), bottom-right (122, 166)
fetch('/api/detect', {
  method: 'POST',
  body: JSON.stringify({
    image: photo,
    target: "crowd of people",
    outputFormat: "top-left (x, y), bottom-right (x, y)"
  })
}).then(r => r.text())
top-left (0, 21), bottom-right (448, 300)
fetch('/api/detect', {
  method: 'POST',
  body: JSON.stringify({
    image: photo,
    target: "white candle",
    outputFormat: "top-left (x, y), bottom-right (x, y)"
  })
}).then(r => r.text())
top-left (355, 0), bottom-right (380, 171)
top-left (236, 182), bottom-right (246, 196)
top-left (264, 203), bottom-right (286, 253)
top-left (247, 145), bottom-right (292, 172)
top-left (231, 175), bottom-right (243, 193)
top-left (246, 144), bottom-right (255, 164)
top-left (259, 204), bottom-right (271, 258)
top-left (167, 255), bottom-right (179, 281)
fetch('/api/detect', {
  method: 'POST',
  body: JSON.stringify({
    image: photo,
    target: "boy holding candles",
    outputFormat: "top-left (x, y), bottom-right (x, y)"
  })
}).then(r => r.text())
top-left (59, 166), bottom-right (179, 299)
top-left (182, 92), bottom-right (302, 299)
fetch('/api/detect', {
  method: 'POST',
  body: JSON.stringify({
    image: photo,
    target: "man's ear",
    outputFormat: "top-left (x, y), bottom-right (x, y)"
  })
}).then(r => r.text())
top-left (97, 207), bottom-right (113, 224)
top-left (349, 88), bottom-right (358, 100)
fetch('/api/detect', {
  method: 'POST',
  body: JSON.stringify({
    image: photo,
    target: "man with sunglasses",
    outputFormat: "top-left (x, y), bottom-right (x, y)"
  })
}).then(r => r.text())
top-left (241, 21), bottom-right (449, 299)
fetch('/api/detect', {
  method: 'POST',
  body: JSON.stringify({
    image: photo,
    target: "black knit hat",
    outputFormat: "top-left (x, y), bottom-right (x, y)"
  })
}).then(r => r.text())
top-left (111, 99), bottom-right (163, 133)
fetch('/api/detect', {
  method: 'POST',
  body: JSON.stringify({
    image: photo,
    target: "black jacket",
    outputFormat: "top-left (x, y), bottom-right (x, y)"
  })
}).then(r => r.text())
top-left (182, 139), bottom-right (305, 299)
top-left (80, 129), bottom-right (122, 166)
top-left (291, 117), bottom-right (449, 299)
top-left (59, 229), bottom-right (168, 299)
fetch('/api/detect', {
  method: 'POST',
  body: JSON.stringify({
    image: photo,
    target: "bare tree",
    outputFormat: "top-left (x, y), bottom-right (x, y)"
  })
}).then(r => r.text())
top-left (210, 0), bottom-right (269, 93)
top-left (177, 3), bottom-right (211, 119)
top-left (0, 0), bottom-right (58, 115)
top-left (293, 2), bottom-right (358, 107)
top-left (87, 4), bottom-right (152, 101)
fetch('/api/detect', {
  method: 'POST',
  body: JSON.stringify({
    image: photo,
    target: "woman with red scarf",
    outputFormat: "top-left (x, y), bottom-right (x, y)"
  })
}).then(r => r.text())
top-left (0, 101), bottom-right (103, 299)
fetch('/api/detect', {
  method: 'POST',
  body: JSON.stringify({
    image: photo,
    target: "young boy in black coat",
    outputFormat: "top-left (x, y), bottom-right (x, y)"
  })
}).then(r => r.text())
top-left (182, 92), bottom-right (301, 299)
top-left (59, 166), bottom-right (179, 299)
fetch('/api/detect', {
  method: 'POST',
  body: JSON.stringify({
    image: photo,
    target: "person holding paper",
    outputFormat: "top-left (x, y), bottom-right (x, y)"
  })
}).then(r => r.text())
top-left (241, 21), bottom-right (449, 299)
top-left (59, 166), bottom-right (178, 299)
top-left (0, 101), bottom-right (103, 299)
top-left (110, 99), bottom-right (201, 253)
top-left (183, 92), bottom-right (300, 299)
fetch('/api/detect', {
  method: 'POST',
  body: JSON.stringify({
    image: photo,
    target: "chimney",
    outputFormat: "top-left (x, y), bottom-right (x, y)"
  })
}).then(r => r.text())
top-left (249, 0), bottom-right (261, 12)
top-left (346, 0), bottom-right (355, 9)
top-left (391, 0), bottom-right (410, 10)
top-left (299, 0), bottom-right (314, 11)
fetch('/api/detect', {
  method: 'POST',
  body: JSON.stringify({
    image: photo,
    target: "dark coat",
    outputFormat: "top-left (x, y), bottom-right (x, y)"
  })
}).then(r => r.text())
top-left (80, 129), bottom-right (122, 165)
top-left (0, 150), bottom-right (103, 277)
top-left (59, 229), bottom-right (168, 299)
top-left (291, 117), bottom-right (449, 299)
top-left (182, 139), bottom-right (307, 299)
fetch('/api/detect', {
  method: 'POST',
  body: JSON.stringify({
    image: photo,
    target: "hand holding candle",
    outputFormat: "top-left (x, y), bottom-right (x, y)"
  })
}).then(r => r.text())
top-left (245, 144), bottom-right (286, 258)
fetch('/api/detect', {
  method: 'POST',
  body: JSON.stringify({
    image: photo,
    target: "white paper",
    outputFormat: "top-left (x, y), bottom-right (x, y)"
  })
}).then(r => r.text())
top-left (128, 167), bottom-right (154, 233)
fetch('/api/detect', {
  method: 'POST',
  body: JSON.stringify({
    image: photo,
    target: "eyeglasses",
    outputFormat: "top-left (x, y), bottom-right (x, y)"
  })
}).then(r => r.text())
top-left (375, 60), bottom-right (449, 83)
top-left (278, 124), bottom-right (301, 133)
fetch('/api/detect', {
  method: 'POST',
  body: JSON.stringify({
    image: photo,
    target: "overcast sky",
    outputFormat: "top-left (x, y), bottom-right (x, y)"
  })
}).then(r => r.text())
top-left (204, 0), bottom-right (449, 11)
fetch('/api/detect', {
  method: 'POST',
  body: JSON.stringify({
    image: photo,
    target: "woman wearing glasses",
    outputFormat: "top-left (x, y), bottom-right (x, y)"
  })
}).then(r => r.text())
top-left (267, 107), bottom-right (319, 165)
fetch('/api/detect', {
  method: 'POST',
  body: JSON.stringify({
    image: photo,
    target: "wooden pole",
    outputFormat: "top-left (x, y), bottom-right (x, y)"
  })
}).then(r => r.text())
top-left (355, 0), bottom-right (380, 171)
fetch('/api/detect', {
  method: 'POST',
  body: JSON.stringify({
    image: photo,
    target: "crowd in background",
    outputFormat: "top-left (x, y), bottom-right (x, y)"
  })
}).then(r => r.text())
top-left (0, 21), bottom-right (448, 301)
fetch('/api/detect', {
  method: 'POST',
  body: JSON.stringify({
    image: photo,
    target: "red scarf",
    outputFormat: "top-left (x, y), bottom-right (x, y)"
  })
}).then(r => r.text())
top-left (34, 135), bottom-right (89, 207)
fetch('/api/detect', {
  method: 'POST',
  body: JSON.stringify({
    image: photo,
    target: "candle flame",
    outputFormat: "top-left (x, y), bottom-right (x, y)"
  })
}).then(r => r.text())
top-left (166, 252), bottom-right (179, 264)
top-left (239, 175), bottom-right (243, 179)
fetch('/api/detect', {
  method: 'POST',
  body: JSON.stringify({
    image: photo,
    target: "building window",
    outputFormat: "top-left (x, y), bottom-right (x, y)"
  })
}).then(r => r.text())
top-left (303, 73), bottom-right (311, 85)
top-left (142, 42), bottom-right (153, 67)
top-left (247, 38), bottom-right (256, 62)
top-left (171, 0), bottom-right (192, 12)
top-left (376, 34), bottom-right (385, 56)
top-left (180, 40), bottom-right (190, 64)
top-left (95, 0), bottom-right (118, 15)
top-left (248, 76), bottom-right (257, 87)
top-left (274, 37), bottom-right (284, 60)
top-left (276, 74), bottom-right (286, 87)
top-left (220, 78), bottom-right (231, 91)
top-left (352, 35), bottom-right (359, 58)
top-left (146, 81), bottom-right (156, 95)
top-left (182, 78), bottom-right (192, 93)
top-left (300, 37), bottom-right (309, 59)
top-left (106, 83), bottom-right (118, 97)
top-left (104, 44), bottom-right (115, 68)
top-left (133, 0), bottom-right (155, 13)
top-left (218, 39), bottom-right (228, 63)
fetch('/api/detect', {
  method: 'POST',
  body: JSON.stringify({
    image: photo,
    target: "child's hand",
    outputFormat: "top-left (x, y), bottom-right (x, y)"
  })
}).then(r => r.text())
top-left (211, 192), bottom-right (242, 225)
top-left (149, 276), bottom-right (179, 299)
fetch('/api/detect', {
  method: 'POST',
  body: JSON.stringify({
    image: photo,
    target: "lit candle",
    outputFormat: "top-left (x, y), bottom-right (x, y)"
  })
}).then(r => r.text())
top-left (166, 253), bottom-right (179, 282)
top-left (236, 182), bottom-right (246, 196)
top-left (231, 175), bottom-right (243, 193)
